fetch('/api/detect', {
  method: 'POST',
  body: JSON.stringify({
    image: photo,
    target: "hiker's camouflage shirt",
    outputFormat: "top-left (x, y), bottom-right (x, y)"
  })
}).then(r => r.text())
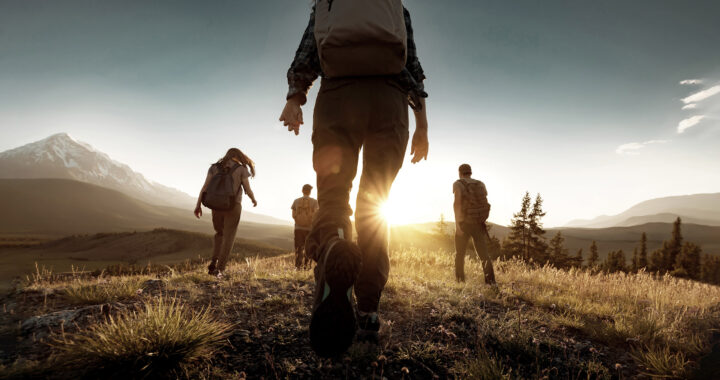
top-left (286, 7), bottom-right (428, 110)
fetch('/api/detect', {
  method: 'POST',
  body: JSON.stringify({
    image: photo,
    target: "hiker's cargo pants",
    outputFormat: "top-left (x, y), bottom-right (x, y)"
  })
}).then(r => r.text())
top-left (294, 229), bottom-right (311, 268)
top-left (306, 77), bottom-right (409, 313)
top-left (455, 222), bottom-right (496, 284)
top-left (211, 203), bottom-right (241, 271)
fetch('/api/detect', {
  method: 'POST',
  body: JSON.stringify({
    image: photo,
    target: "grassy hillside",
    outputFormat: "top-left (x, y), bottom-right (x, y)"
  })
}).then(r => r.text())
top-left (1, 247), bottom-right (718, 379)
top-left (0, 178), bottom-right (293, 248)
top-left (0, 229), bottom-right (286, 291)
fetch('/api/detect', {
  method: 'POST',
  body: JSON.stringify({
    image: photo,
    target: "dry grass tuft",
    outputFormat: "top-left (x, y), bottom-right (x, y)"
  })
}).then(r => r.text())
top-left (54, 297), bottom-right (231, 378)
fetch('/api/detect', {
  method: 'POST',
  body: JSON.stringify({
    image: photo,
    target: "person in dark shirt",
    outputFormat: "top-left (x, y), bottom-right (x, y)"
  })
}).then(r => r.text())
top-left (279, 4), bottom-right (429, 357)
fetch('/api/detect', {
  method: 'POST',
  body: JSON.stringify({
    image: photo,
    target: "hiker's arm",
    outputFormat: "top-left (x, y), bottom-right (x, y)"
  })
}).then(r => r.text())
top-left (194, 171), bottom-right (212, 218)
top-left (280, 9), bottom-right (321, 135)
top-left (410, 98), bottom-right (429, 164)
top-left (453, 184), bottom-right (464, 234)
top-left (242, 176), bottom-right (257, 207)
top-left (291, 204), bottom-right (297, 219)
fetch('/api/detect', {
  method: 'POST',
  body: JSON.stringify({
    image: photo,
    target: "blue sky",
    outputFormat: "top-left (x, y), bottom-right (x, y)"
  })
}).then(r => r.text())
top-left (1, 0), bottom-right (719, 226)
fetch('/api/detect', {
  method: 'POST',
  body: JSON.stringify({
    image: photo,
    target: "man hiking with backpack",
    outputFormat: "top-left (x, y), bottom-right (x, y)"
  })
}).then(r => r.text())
top-left (279, 0), bottom-right (429, 357)
top-left (292, 184), bottom-right (319, 269)
top-left (194, 148), bottom-right (258, 279)
top-left (453, 164), bottom-right (496, 285)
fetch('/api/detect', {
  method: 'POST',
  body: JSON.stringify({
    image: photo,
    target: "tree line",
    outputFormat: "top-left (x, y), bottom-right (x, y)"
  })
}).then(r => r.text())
top-left (496, 192), bottom-right (720, 285)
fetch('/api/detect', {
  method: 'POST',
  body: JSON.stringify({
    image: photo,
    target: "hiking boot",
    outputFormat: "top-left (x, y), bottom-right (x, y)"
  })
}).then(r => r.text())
top-left (208, 261), bottom-right (218, 276)
top-left (309, 237), bottom-right (362, 357)
top-left (356, 311), bottom-right (380, 344)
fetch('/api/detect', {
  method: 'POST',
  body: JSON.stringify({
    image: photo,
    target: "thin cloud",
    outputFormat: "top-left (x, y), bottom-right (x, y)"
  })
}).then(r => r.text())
top-left (680, 79), bottom-right (703, 85)
top-left (681, 104), bottom-right (698, 110)
top-left (682, 85), bottom-right (720, 104)
top-left (615, 140), bottom-right (669, 155)
top-left (677, 115), bottom-right (705, 133)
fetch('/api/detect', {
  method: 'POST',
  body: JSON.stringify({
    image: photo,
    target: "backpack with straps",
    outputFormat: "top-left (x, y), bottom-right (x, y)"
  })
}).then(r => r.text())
top-left (294, 198), bottom-right (315, 227)
top-left (201, 163), bottom-right (243, 211)
top-left (459, 179), bottom-right (491, 224)
top-left (314, 0), bottom-right (407, 78)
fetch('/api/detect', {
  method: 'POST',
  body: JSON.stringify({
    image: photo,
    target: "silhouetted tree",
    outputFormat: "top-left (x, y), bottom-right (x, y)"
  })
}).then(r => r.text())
top-left (662, 217), bottom-right (683, 271)
top-left (631, 247), bottom-right (639, 273)
top-left (528, 194), bottom-right (549, 263)
top-left (548, 231), bottom-right (569, 269)
top-left (603, 250), bottom-right (627, 273)
top-left (638, 232), bottom-right (648, 270)
top-left (570, 248), bottom-right (584, 268)
top-left (503, 192), bottom-right (532, 260)
top-left (673, 242), bottom-right (702, 280)
top-left (649, 249), bottom-right (664, 273)
top-left (435, 213), bottom-right (452, 246)
top-left (588, 241), bottom-right (600, 268)
top-left (700, 254), bottom-right (720, 285)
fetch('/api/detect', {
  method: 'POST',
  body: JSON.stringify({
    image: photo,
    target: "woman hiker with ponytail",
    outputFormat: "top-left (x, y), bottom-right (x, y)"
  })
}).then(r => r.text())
top-left (194, 148), bottom-right (258, 279)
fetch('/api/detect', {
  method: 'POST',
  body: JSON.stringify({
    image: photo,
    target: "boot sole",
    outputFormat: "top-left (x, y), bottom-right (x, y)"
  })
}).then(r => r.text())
top-left (309, 240), bottom-right (361, 357)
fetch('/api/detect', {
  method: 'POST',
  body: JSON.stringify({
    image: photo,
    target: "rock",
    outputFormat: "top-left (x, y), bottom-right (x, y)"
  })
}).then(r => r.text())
top-left (22, 306), bottom-right (98, 337)
top-left (20, 302), bottom-right (126, 338)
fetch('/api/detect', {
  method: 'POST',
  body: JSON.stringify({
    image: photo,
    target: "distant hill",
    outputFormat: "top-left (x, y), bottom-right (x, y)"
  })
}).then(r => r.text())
top-left (565, 193), bottom-right (720, 228)
top-left (0, 133), bottom-right (289, 225)
top-left (0, 178), bottom-right (293, 249)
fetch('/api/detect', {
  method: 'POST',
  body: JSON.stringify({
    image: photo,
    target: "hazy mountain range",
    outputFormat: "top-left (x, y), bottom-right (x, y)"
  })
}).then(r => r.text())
top-left (565, 193), bottom-right (720, 228)
top-left (0, 133), bottom-right (288, 225)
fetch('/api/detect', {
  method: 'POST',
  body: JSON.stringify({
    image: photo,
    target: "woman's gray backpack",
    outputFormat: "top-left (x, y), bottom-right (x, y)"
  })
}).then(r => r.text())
top-left (201, 163), bottom-right (242, 211)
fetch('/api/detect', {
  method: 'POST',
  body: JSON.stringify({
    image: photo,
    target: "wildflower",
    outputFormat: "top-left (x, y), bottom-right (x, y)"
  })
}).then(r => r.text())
top-left (378, 355), bottom-right (387, 363)
top-left (136, 288), bottom-right (143, 295)
top-left (401, 367), bottom-right (410, 374)
top-left (615, 363), bottom-right (623, 370)
top-left (539, 327), bottom-right (546, 333)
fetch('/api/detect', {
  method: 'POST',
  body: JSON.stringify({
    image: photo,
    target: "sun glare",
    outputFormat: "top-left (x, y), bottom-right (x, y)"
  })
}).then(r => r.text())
top-left (380, 201), bottom-right (401, 226)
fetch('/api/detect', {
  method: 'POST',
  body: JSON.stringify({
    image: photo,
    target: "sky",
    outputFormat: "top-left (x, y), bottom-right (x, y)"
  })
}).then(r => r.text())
top-left (1, 0), bottom-right (719, 227)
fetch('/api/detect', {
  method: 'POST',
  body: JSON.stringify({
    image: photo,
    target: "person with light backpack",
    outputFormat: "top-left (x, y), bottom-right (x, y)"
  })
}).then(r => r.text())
top-left (279, 0), bottom-right (429, 357)
top-left (194, 148), bottom-right (257, 279)
top-left (453, 163), bottom-right (496, 285)
top-left (291, 184), bottom-right (319, 269)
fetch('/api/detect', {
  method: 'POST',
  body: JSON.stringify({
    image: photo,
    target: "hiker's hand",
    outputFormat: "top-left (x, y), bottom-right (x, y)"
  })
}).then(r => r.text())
top-left (194, 205), bottom-right (202, 219)
top-left (252, 199), bottom-right (258, 207)
top-left (280, 97), bottom-right (303, 135)
top-left (410, 128), bottom-right (429, 163)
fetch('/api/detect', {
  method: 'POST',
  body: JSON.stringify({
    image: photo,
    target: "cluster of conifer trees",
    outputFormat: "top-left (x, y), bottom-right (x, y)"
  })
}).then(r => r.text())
top-left (499, 192), bottom-right (720, 285)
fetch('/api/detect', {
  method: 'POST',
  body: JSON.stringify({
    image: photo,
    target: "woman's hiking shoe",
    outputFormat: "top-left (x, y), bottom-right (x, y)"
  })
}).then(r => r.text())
top-left (208, 261), bottom-right (218, 276)
top-left (356, 312), bottom-right (380, 344)
top-left (309, 237), bottom-right (362, 358)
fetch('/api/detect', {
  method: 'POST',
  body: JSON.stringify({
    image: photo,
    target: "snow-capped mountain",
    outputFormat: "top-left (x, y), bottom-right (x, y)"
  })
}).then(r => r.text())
top-left (0, 133), bottom-right (195, 209)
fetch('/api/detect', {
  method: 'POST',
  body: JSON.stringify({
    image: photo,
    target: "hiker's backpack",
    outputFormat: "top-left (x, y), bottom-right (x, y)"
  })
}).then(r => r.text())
top-left (459, 179), bottom-right (491, 224)
top-left (201, 163), bottom-right (243, 211)
top-left (294, 198), bottom-right (315, 227)
top-left (314, 0), bottom-right (407, 78)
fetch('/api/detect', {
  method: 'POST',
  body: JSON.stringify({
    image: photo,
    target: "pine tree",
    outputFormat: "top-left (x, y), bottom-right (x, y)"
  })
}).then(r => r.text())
top-left (588, 241), bottom-right (599, 268)
top-left (435, 214), bottom-right (452, 246)
top-left (603, 250), bottom-right (627, 273)
top-left (673, 242), bottom-right (702, 280)
top-left (638, 232), bottom-right (648, 270)
top-left (572, 248), bottom-right (583, 268)
top-left (528, 194), bottom-right (548, 263)
top-left (649, 249), bottom-right (664, 273)
top-left (504, 192), bottom-right (532, 260)
top-left (548, 231), bottom-right (569, 269)
top-left (663, 217), bottom-right (683, 271)
top-left (631, 247), bottom-right (639, 273)
top-left (700, 254), bottom-right (720, 285)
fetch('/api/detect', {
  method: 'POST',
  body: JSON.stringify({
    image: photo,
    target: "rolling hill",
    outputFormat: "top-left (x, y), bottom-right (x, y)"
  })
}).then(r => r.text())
top-left (566, 193), bottom-right (720, 228)
top-left (0, 178), bottom-right (293, 249)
